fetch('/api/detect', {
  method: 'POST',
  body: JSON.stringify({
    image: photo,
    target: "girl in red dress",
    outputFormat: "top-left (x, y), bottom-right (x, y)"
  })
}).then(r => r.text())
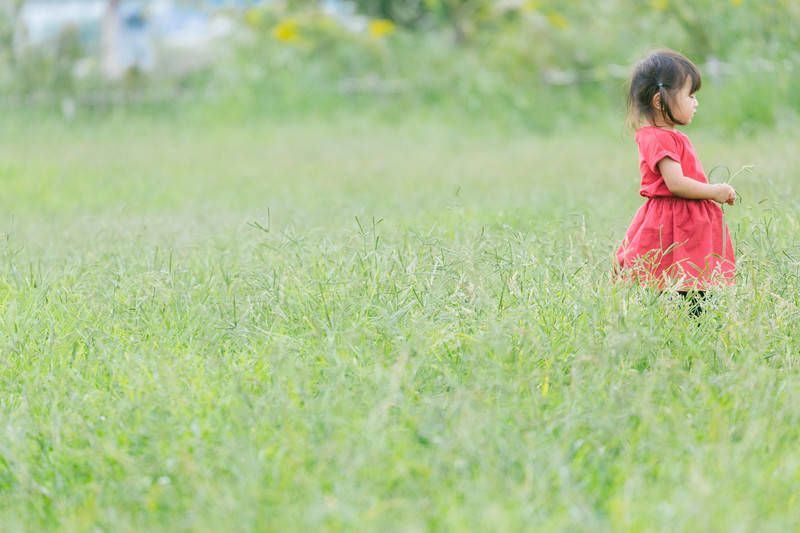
top-left (616, 50), bottom-right (736, 312)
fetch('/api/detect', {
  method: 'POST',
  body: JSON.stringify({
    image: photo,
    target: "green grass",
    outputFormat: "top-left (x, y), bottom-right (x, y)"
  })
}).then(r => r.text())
top-left (0, 111), bottom-right (799, 532)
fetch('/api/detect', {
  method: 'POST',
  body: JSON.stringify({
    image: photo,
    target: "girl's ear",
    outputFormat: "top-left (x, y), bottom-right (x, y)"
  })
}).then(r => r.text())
top-left (651, 91), bottom-right (662, 111)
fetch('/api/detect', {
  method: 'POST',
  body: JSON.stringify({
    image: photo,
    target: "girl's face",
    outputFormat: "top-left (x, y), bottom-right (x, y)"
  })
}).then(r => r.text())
top-left (653, 77), bottom-right (699, 127)
top-left (672, 77), bottom-right (699, 125)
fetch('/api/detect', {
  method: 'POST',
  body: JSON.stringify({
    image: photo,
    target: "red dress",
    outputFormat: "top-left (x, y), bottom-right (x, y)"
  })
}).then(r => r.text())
top-left (616, 126), bottom-right (735, 290)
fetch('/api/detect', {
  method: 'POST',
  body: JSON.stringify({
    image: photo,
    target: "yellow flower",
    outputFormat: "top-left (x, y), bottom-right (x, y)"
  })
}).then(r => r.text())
top-left (547, 12), bottom-right (568, 30)
top-left (272, 19), bottom-right (300, 43)
top-left (730, 0), bottom-right (742, 5)
top-left (652, 0), bottom-right (668, 11)
top-left (368, 19), bottom-right (395, 39)
top-left (522, 0), bottom-right (539, 11)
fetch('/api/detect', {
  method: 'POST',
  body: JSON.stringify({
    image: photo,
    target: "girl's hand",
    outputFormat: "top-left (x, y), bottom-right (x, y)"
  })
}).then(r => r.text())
top-left (725, 185), bottom-right (736, 206)
top-left (712, 183), bottom-right (736, 205)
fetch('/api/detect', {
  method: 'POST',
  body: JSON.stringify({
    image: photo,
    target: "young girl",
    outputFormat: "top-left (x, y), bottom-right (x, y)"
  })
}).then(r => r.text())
top-left (616, 49), bottom-right (736, 309)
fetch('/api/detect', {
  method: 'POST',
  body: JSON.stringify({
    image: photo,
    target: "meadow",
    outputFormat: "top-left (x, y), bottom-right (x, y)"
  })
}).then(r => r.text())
top-left (1, 110), bottom-right (799, 532)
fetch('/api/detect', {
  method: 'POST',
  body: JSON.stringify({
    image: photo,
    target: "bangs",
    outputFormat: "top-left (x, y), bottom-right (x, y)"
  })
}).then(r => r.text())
top-left (681, 59), bottom-right (702, 93)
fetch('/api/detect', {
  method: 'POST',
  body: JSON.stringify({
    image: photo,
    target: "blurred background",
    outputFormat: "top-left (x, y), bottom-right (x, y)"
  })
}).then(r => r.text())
top-left (0, 0), bottom-right (798, 131)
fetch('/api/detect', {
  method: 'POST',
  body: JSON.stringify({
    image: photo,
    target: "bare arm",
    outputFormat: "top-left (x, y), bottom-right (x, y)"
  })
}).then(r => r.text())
top-left (658, 158), bottom-right (736, 205)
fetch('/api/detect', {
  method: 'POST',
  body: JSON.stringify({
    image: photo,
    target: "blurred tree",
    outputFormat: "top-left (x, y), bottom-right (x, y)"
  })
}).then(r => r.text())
top-left (435, 0), bottom-right (494, 45)
top-left (624, 0), bottom-right (799, 61)
top-left (54, 23), bottom-right (83, 92)
top-left (0, 0), bottom-right (24, 68)
top-left (351, 0), bottom-right (430, 27)
top-left (352, 0), bottom-right (496, 44)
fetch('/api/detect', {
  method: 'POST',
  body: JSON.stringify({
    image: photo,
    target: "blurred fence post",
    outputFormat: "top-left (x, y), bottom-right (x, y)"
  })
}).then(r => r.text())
top-left (102, 0), bottom-right (120, 79)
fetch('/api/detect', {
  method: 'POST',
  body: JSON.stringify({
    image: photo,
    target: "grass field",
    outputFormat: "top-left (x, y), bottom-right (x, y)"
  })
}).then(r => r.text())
top-left (1, 112), bottom-right (799, 532)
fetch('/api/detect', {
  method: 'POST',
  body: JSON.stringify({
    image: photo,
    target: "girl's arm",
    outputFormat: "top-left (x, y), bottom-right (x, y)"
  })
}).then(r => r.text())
top-left (658, 158), bottom-right (736, 205)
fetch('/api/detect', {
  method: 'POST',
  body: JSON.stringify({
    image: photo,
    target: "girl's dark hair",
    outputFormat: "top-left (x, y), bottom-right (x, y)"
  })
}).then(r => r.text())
top-left (626, 49), bottom-right (702, 129)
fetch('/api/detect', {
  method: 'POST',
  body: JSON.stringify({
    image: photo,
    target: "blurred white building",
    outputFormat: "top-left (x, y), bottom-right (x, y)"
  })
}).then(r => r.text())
top-left (102, 1), bottom-right (154, 79)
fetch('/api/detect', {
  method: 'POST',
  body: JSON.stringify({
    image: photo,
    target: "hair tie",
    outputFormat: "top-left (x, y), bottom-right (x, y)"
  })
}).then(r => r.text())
top-left (657, 82), bottom-right (663, 87)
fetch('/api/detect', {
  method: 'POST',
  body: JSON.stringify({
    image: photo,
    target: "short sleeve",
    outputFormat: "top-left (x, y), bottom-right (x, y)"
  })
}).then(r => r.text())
top-left (637, 128), bottom-right (681, 174)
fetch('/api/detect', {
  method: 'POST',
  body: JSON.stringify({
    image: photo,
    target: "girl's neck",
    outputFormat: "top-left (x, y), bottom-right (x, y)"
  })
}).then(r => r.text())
top-left (646, 120), bottom-right (675, 131)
